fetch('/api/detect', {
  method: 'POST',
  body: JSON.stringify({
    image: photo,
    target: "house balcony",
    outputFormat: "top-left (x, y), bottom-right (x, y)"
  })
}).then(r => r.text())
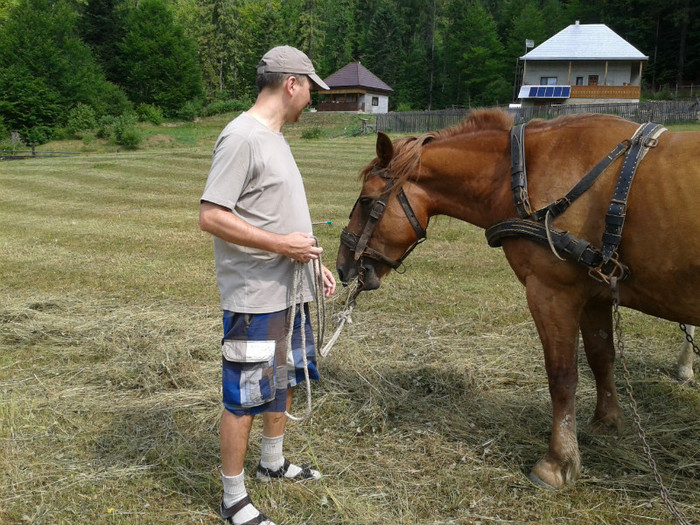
top-left (318, 100), bottom-right (360, 112)
top-left (570, 84), bottom-right (641, 99)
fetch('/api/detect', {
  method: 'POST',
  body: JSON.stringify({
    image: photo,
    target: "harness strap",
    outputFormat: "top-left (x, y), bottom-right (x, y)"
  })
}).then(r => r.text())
top-left (396, 188), bottom-right (427, 241)
top-left (340, 228), bottom-right (402, 269)
top-left (512, 123), bottom-right (637, 224)
top-left (601, 123), bottom-right (666, 262)
top-left (353, 184), bottom-right (394, 262)
top-left (510, 123), bottom-right (532, 218)
top-left (530, 140), bottom-right (631, 222)
top-left (485, 218), bottom-right (630, 281)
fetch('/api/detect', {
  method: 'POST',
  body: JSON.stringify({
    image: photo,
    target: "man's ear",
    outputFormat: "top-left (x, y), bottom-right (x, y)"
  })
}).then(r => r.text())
top-left (286, 75), bottom-right (301, 93)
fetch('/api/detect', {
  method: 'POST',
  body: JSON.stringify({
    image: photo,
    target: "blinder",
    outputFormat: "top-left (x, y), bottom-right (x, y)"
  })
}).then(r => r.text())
top-left (341, 166), bottom-right (427, 271)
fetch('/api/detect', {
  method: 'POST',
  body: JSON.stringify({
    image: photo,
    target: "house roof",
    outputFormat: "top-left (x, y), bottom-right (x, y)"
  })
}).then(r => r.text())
top-left (323, 62), bottom-right (394, 93)
top-left (521, 22), bottom-right (648, 61)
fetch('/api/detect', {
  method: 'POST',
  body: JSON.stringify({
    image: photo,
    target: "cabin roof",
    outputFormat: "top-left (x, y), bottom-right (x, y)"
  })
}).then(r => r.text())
top-left (323, 62), bottom-right (394, 93)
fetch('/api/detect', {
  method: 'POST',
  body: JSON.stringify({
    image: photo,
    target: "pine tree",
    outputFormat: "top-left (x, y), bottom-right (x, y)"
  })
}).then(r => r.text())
top-left (113, 0), bottom-right (203, 115)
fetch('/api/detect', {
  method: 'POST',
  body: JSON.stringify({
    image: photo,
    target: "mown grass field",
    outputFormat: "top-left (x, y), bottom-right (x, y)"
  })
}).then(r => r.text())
top-left (1, 112), bottom-right (699, 524)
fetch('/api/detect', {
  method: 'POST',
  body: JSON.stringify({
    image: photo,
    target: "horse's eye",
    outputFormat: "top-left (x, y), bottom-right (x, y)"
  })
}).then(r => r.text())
top-left (349, 196), bottom-right (374, 219)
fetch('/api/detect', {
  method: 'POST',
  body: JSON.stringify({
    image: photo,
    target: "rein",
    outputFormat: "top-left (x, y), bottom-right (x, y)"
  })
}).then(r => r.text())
top-left (487, 121), bottom-right (666, 284)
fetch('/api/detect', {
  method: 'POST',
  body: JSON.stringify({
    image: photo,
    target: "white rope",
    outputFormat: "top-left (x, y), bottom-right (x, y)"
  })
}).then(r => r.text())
top-left (284, 262), bottom-right (313, 422)
top-left (544, 209), bottom-right (566, 261)
top-left (319, 281), bottom-right (359, 357)
top-left (319, 306), bottom-right (354, 358)
top-left (283, 242), bottom-right (360, 420)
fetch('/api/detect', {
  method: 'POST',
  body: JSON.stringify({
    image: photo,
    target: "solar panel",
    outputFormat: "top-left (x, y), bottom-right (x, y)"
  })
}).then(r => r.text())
top-left (519, 85), bottom-right (571, 99)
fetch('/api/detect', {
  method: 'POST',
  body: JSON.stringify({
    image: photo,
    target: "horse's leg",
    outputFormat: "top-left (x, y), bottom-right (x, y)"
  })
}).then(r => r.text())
top-left (579, 302), bottom-right (624, 434)
top-left (525, 281), bottom-right (582, 490)
top-left (677, 325), bottom-right (695, 382)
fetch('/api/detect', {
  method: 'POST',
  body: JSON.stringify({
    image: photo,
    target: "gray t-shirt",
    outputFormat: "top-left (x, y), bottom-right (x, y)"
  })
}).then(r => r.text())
top-left (201, 113), bottom-right (315, 313)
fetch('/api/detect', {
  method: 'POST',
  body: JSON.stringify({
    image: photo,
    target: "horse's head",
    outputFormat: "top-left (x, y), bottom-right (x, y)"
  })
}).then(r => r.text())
top-left (336, 132), bottom-right (428, 291)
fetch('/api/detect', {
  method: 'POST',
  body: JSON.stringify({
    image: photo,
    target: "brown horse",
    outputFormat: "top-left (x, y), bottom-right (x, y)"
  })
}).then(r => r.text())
top-left (336, 109), bottom-right (700, 490)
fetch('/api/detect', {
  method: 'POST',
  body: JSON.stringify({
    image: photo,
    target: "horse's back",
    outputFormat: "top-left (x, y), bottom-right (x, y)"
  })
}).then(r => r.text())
top-left (532, 116), bottom-right (700, 323)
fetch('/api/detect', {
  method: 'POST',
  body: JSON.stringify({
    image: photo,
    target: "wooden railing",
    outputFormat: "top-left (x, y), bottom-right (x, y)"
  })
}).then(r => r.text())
top-left (570, 85), bottom-right (641, 99)
top-left (318, 101), bottom-right (360, 112)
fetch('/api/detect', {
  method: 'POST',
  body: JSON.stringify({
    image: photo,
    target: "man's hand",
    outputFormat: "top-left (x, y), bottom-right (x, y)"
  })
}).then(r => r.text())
top-left (320, 264), bottom-right (336, 298)
top-left (279, 232), bottom-right (323, 263)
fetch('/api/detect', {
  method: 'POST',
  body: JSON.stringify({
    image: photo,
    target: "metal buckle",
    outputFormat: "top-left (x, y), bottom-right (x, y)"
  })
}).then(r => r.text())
top-left (588, 257), bottom-right (628, 285)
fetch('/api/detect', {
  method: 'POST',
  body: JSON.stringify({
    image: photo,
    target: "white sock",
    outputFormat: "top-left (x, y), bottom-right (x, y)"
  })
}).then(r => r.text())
top-left (260, 434), bottom-right (285, 471)
top-left (259, 434), bottom-right (318, 479)
top-left (221, 470), bottom-right (260, 524)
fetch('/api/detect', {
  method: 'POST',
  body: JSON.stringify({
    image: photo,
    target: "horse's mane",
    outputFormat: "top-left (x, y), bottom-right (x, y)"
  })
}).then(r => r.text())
top-left (360, 109), bottom-right (514, 183)
top-left (359, 109), bottom-right (622, 184)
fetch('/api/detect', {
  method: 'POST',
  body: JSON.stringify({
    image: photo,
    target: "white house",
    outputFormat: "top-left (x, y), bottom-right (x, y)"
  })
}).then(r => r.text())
top-left (517, 22), bottom-right (648, 106)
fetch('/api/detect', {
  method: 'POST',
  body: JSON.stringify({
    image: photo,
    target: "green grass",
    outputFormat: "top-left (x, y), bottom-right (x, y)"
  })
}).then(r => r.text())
top-left (1, 113), bottom-right (699, 524)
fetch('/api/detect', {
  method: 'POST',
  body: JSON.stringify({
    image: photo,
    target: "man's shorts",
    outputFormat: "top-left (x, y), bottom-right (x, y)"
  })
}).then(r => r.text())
top-left (221, 304), bottom-right (319, 416)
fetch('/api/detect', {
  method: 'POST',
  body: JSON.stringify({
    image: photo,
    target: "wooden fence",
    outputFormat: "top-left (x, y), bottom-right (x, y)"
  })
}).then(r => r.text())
top-left (0, 150), bottom-right (79, 161)
top-left (376, 100), bottom-right (700, 134)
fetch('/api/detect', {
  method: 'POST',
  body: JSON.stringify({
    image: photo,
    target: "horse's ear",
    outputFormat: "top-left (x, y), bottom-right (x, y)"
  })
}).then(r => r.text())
top-left (376, 132), bottom-right (393, 168)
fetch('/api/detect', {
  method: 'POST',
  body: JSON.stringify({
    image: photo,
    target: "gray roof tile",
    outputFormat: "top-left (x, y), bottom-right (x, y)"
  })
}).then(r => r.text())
top-left (522, 23), bottom-right (648, 60)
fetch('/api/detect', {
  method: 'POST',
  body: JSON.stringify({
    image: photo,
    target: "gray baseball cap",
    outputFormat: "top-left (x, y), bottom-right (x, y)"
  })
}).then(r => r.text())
top-left (257, 45), bottom-right (330, 91)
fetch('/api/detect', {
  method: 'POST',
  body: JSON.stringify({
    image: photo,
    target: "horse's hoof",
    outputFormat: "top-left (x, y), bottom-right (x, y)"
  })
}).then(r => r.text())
top-left (529, 456), bottom-right (577, 490)
top-left (677, 366), bottom-right (694, 382)
top-left (527, 471), bottom-right (557, 490)
top-left (589, 418), bottom-right (622, 436)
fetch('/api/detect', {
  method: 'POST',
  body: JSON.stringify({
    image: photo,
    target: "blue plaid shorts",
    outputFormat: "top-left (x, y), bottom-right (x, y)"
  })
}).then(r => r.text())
top-left (221, 304), bottom-right (319, 415)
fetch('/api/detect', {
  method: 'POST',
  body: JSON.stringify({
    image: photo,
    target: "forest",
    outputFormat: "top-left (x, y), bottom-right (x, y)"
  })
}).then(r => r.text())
top-left (0, 0), bottom-right (698, 147)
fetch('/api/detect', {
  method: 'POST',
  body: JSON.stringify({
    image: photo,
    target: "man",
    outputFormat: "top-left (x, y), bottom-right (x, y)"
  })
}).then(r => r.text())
top-left (199, 45), bottom-right (336, 525)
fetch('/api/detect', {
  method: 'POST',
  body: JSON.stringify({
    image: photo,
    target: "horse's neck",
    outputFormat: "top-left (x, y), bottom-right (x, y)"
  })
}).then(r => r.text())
top-left (421, 134), bottom-right (513, 228)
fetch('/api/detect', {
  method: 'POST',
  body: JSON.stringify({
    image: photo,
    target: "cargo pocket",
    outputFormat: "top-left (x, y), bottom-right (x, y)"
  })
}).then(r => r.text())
top-left (222, 339), bottom-right (276, 408)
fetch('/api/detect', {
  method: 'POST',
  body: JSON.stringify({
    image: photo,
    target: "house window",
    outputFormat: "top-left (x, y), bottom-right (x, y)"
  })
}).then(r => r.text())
top-left (576, 77), bottom-right (584, 85)
top-left (540, 77), bottom-right (557, 85)
top-left (372, 96), bottom-right (379, 106)
top-left (588, 75), bottom-right (599, 86)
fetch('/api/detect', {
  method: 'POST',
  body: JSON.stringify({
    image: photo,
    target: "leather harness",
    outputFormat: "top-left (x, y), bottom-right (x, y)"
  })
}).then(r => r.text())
top-left (486, 121), bottom-right (666, 284)
top-left (340, 166), bottom-right (427, 271)
top-left (342, 121), bottom-right (666, 285)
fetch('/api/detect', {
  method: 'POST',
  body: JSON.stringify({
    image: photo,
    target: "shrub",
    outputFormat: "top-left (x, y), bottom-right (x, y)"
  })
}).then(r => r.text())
top-left (202, 98), bottom-right (252, 116)
top-left (177, 99), bottom-right (203, 121)
top-left (65, 104), bottom-right (98, 138)
top-left (97, 115), bottom-right (117, 139)
top-left (644, 86), bottom-right (674, 101)
top-left (81, 132), bottom-right (96, 146)
top-left (301, 127), bottom-right (322, 140)
top-left (136, 104), bottom-right (164, 125)
top-left (113, 113), bottom-right (142, 149)
top-left (116, 126), bottom-right (142, 149)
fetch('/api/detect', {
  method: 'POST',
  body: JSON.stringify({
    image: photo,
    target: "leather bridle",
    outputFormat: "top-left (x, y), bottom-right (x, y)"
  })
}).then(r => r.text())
top-left (340, 166), bottom-right (427, 271)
